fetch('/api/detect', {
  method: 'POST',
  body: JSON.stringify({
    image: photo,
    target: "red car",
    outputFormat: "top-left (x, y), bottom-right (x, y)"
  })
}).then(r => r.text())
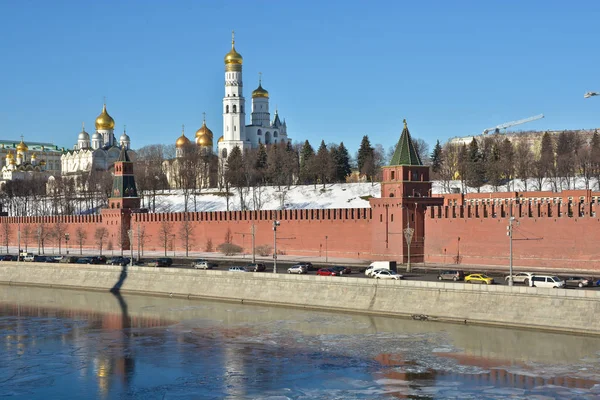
top-left (317, 268), bottom-right (339, 276)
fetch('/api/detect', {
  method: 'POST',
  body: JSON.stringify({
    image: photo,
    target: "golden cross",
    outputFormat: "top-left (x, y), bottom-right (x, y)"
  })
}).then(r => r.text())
top-left (259, 72), bottom-right (262, 85)
top-left (202, 112), bottom-right (206, 123)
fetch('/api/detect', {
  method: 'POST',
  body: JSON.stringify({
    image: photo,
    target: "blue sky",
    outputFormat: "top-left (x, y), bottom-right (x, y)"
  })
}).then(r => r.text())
top-left (1, 1), bottom-right (600, 154)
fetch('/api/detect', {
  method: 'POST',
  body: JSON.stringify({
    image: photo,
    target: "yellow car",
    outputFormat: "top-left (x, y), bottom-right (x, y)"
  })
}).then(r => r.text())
top-left (464, 273), bottom-right (494, 285)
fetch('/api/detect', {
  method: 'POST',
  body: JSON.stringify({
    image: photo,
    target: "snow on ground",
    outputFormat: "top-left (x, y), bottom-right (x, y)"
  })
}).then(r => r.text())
top-left (145, 178), bottom-right (600, 213)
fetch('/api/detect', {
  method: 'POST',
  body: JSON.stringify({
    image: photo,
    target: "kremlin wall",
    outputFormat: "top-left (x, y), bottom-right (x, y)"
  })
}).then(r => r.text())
top-left (2, 122), bottom-right (600, 272)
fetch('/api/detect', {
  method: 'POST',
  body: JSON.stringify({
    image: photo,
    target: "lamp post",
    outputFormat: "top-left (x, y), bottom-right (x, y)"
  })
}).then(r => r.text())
top-left (128, 229), bottom-right (134, 267)
top-left (251, 224), bottom-right (256, 264)
top-left (403, 223), bottom-right (414, 272)
top-left (37, 227), bottom-right (41, 255)
top-left (507, 217), bottom-right (518, 286)
top-left (65, 233), bottom-right (70, 255)
top-left (272, 220), bottom-right (280, 273)
top-left (171, 234), bottom-right (176, 257)
top-left (325, 235), bottom-right (328, 263)
top-left (17, 219), bottom-right (21, 261)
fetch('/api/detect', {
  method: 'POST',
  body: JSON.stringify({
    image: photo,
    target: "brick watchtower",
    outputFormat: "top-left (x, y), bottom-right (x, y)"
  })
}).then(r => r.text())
top-left (101, 147), bottom-right (141, 252)
top-left (370, 120), bottom-right (443, 263)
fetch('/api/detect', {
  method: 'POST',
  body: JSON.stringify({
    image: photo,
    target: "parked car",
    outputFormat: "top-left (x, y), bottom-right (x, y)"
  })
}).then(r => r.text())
top-left (147, 259), bottom-right (168, 268)
top-left (331, 266), bottom-right (352, 275)
top-left (192, 259), bottom-right (217, 269)
top-left (504, 272), bottom-right (534, 285)
top-left (565, 276), bottom-right (591, 288)
top-left (365, 267), bottom-right (389, 278)
top-left (228, 266), bottom-right (248, 272)
top-left (530, 275), bottom-right (565, 288)
top-left (32, 255), bottom-right (47, 263)
top-left (23, 253), bottom-right (35, 262)
top-left (53, 255), bottom-right (65, 262)
top-left (287, 264), bottom-right (308, 274)
top-left (0, 254), bottom-right (14, 261)
top-left (316, 268), bottom-right (339, 276)
top-left (248, 263), bottom-right (266, 272)
top-left (437, 270), bottom-right (465, 281)
top-left (42, 256), bottom-right (58, 263)
top-left (110, 256), bottom-right (130, 266)
top-left (464, 273), bottom-right (494, 285)
top-left (60, 256), bottom-right (78, 264)
top-left (373, 269), bottom-right (403, 280)
top-left (76, 257), bottom-right (93, 264)
top-left (93, 255), bottom-right (108, 264)
top-left (158, 257), bottom-right (173, 267)
top-left (297, 262), bottom-right (315, 271)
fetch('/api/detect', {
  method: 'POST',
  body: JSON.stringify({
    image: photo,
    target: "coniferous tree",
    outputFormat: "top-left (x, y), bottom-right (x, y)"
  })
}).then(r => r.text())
top-left (255, 143), bottom-right (268, 182)
top-left (555, 131), bottom-right (576, 190)
top-left (466, 138), bottom-right (485, 192)
top-left (357, 135), bottom-right (374, 174)
top-left (333, 142), bottom-right (351, 182)
top-left (539, 132), bottom-right (555, 191)
top-left (225, 146), bottom-right (245, 208)
top-left (299, 140), bottom-right (316, 184)
top-left (431, 140), bottom-right (443, 175)
top-left (457, 143), bottom-right (469, 193)
top-left (500, 138), bottom-right (515, 191)
top-left (591, 131), bottom-right (600, 190)
top-left (315, 140), bottom-right (333, 188)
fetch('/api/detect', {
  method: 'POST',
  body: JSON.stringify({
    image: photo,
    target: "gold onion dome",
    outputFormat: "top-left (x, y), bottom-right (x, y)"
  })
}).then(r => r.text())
top-left (16, 140), bottom-right (28, 152)
top-left (224, 32), bottom-right (243, 65)
top-left (175, 126), bottom-right (191, 148)
top-left (195, 117), bottom-right (214, 147)
top-left (6, 152), bottom-right (13, 159)
top-left (252, 82), bottom-right (269, 98)
top-left (218, 136), bottom-right (224, 143)
top-left (95, 104), bottom-right (115, 130)
top-left (31, 152), bottom-right (37, 159)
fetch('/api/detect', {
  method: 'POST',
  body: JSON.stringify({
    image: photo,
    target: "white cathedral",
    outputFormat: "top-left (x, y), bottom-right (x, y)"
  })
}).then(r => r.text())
top-left (174, 33), bottom-right (290, 159)
top-left (61, 104), bottom-right (133, 175)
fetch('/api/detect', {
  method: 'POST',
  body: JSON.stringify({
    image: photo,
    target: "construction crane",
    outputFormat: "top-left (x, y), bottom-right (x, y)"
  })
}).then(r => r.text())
top-left (482, 114), bottom-right (545, 135)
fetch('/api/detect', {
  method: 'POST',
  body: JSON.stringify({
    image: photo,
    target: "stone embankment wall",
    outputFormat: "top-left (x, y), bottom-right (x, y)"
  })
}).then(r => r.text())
top-left (1, 263), bottom-right (599, 336)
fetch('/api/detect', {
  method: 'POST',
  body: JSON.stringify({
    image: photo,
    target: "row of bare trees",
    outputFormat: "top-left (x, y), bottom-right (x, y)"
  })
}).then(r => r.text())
top-left (431, 131), bottom-right (600, 193)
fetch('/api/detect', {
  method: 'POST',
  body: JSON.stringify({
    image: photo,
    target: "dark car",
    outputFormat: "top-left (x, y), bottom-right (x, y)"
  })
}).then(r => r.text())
top-left (93, 256), bottom-right (108, 264)
top-left (147, 258), bottom-right (172, 268)
top-left (248, 263), bottom-right (266, 272)
top-left (316, 268), bottom-right (339, 276)
top-left (42, 256), bottom-right (58, 263)
top-left (298, 262), bottom-right (315, 271)
top-left (110, 256), bottom-right (130, 266)
top-left (437, 270), bottom-right (465, 281)
top-left (331, 266), bottom-right (352, 275)
top-left (565, 276), bottom-right (591, 288)
top-left (60, 256), bottom-right (78, 264)
top-left (33, 255), bottom-right (46, 262)
top-left (76, 257), bottom-right (93, 264)
top-left (0, 254), bottom-right (14, 261)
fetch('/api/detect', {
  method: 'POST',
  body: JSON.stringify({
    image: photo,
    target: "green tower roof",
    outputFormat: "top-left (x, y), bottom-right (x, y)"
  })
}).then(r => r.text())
top-left (389, 119), bottom-right (422, 166)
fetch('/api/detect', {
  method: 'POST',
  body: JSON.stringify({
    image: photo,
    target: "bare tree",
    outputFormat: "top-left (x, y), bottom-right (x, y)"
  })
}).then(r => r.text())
top-left (158, 219), bottom-right (173, 256)
top-left (36, 223), bottom-right (49, 254)
top-left (514, 141), bottom-right (533, 191)
top-left (412, 138), bottom-right (430, 165)
top-left (94, 227), bottom-right (109, 256)
top-left (439, 143), bottom-right (460, 193)
top-left (1, 219), bottom-right (11, 253)
top-left (75, 226), bottom-right (87, 255)
top-left (178, 215), bottom-right (194, 257)
top-left (53, 220), bottom-right (68, 255)
top-left (138, 225), bottom-right (149, 256)
top-left (22, 225), bottom-right (32, 252)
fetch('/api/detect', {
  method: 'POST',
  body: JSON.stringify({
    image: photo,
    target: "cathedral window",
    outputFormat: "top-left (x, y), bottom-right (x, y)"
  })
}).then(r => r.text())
top-left (222, 148), bottom-right (228, 158)
top-left (226, 105), bottom-right (229, 113)
top-left (257, 129), bottom-right (262, 135)
top-left (233, 105), bottom-right (237, 113)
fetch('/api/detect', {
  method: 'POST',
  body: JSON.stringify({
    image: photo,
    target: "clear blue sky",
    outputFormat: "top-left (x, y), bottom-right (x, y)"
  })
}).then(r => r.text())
top-left (1, 0), bottom-right (600, 154)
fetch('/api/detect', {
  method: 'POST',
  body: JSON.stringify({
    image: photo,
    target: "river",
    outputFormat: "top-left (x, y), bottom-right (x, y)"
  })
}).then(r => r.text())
top-left (0, 285), bottom-right (599, 399)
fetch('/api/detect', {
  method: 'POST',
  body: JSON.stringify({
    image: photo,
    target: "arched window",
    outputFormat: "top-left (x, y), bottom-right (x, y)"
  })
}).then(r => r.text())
top-left (273, 132), bottom-right (278, 137)
top-left (265, 131), bottom-right (271, 144)
top-left (234, 125), bottom-right (236, 131)
top-left (391, 171), bottom-right (395, 180)
top-left (257, 129), bottom-right (262, 136)
top-left (222, 148), bottom-right (228, 158)
top-left (226, 105), bottom-right (229, 113)
top-left (233, 105), bottom-right (237, 113)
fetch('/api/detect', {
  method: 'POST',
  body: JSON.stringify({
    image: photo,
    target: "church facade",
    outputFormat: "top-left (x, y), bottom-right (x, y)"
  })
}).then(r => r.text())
top-left (61, 104), bottom-right (133, 176)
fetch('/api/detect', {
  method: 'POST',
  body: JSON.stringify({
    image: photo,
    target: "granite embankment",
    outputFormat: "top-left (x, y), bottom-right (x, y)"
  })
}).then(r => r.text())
top-left (1, 262), bottom-right (599, 335)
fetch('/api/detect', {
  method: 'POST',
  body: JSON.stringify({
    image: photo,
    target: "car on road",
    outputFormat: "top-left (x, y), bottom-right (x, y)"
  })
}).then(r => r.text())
top-left (23, 253), bottom-right (35, 262)
top-left (247, 263), bottom-right (266, 272)
top-left (147, 258), bottom-right (173, 268)
top-left (437, 270), bottom-right (465, 281)
top-left (41, 256), bottom-right (58, 263)
top-left (60, 256), bottom-right (78, 264)
top-left (228, 266), bottom-right (248, 272)
top-left (465, 273), bottom-right (494, 285)
top-left (76, 257), bottom-right (94, 264)
top-left (110, 257), bottom-right (130, 266)
top-left (373, 270), bottom-right (403, 280)
top-left (504, 272), bottom-right (534, 285)
top-left (316, 268), bottom-right (339, 276)
top-left (0, 254), bottom-right (14, 261)
top-left (93, 256), bottom-right (108, 264)
top-left (564, 276), bottom-right (591, 288)
top-left (331, 266), bottom-right (352, 275)
top-left (287, 264), bottom-right (307, 274)
top-left (530, 275), bottom-right (565, 288)
top-left (365, 267), bottom-right (389, 277)
top-left (297, 262), bottom-right (315, 271)
top-left (192, 259), bottom-right (217, 269)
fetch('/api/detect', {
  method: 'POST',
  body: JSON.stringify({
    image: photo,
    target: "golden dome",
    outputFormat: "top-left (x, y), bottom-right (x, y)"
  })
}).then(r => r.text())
top-left (218, 136), bottom-right (224, 143)
top-left (175, 126), bottom-right (191, 148)
top-left (224, 31), bottom-right (243, 65)
top-left (40, 160), bottom-right (46, 166)
top-left (16, 153), bottom-right (22, 158)
top-left (16, 140), bottom-right (28, 152)
top-left (95, 104), bottom-right (115, 130)
top-left (196, 135), bottom-right (213, 147)
top-left (252, 83), bottom-right (269, 98)
top-left (31, 152), bottom-right (37, 159)
top-left (195, 116), bottom-right (214, 140)
top-left (10, 158), bottom-right (16, 165)
top-left (6, 152), bottom-right (13, 159)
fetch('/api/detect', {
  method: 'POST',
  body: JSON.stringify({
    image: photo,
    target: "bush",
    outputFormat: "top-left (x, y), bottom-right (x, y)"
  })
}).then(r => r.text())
top-left (217, 242), bottom-right (243, 256)
top-left (205, 238), bottom-right (213, 252)
top-left (255, 244), bottom-right (272, 257)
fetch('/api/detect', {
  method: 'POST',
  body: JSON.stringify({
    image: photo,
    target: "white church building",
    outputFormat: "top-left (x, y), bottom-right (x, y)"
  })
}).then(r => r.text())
top-left (217, 33), bottom-right (290, 159)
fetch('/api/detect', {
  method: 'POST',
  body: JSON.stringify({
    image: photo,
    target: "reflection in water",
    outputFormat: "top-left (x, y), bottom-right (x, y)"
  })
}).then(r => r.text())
top-left (1, 285), bottom-right (600, 399)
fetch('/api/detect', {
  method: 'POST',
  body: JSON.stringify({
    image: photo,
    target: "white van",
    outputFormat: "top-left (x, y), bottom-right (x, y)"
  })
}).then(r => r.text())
top-left (365, 261), bottom-right (397, 277)
top-left (530, 275), bottom-right (565, 288)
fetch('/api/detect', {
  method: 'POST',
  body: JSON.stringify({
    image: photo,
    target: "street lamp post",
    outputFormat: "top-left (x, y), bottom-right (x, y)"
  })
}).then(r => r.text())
top-left (403, 223), bottom-right (414, 273)
top-left (128, 229), bottom-right (134, 267)
top-left (507, 217), bottom-right (518, 286)
top-left (272, 220), bottom-right (280, 273)
top-left (251, 224), bottom-right (256, 264)
top-left (325, 235), bottom-right (328, 263)
top-left (65, 233), bottom-right (70, 255)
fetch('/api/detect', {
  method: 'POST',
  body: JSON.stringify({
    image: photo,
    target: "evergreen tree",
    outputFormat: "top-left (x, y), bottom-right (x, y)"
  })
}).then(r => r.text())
top-left (591, 131), bottom-right (600, 190)
top-left (514, 141), bottom-right (532, 191)
top-left (357, 135), bottom-right (373, 173)
top-left (431, 140), bottom-right (443, 174)
top-left (539, 131), bottom-right (555, 190)
top-left (500, 138), bottom-right (515, 191)
top-left (299, 140), bottom-right (315, 184)
top-left (332, 142), bottom-right (351, 182)
top-left (457, 143), bottom-right (469, 193)
top-left (315, 140), bottom-right (333, 188)
top-left (254, 143), bottom-right (268, 183)
top-left (466, 138), bottom-right (485, 191)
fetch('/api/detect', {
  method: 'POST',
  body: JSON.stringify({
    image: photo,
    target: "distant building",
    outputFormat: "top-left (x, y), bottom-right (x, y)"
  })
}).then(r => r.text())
top-left (0, 138), bottom-right (62, 186)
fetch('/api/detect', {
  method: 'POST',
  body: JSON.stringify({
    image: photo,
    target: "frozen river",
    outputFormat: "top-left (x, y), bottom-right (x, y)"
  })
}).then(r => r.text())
top-left (1, 286), bottom-right (600, 399)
